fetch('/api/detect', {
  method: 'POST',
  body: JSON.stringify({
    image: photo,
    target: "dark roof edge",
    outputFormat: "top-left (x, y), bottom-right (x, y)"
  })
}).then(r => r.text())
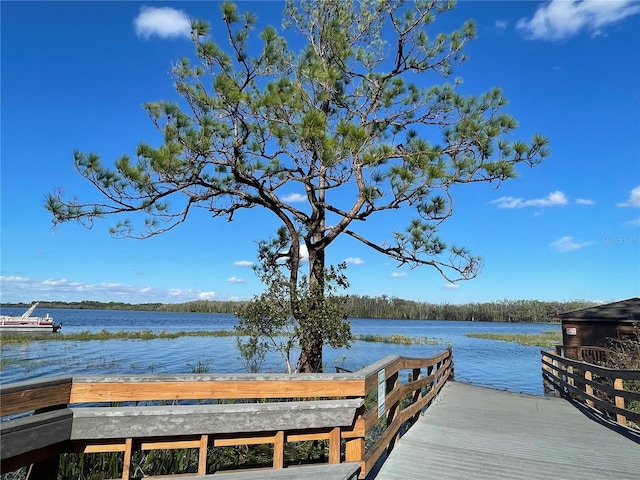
top-left (556, 297), bottom-right (640, 321)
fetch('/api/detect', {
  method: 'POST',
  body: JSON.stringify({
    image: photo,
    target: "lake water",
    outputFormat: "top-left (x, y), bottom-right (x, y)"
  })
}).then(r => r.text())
top-left (0, 307), bottom-right (559, 395)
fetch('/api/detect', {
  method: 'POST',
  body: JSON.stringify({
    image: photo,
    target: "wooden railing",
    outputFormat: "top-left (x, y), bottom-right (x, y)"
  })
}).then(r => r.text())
top-left (554, 344), bottom-right (610, 364)
top-left (0, 348), bottom-right (452, 480)
top-left (541, 350), bottom-right (640, 429)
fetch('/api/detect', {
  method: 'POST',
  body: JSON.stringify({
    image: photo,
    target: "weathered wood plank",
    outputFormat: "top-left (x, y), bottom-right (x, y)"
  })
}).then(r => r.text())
top-left (159, 462), bottom-right (361, 480)
top-left (0, 377), bottom-right (72, 417)
top-left (375, 382), bottom-right (640, 480)
top-left (70, 399), bottom-right (363, 440)
top-left (69, 379), bottom-right (365, 402)
top-left (0, 409), bottom-right (72, 466)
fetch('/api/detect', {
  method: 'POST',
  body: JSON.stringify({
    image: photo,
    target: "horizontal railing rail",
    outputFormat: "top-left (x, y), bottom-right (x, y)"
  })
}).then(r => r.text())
top-left (542, 350), bottom-right (640, 429)
top-left (1, 348), bottom-right (452, 479)
top-left (554, 345), bottom-right (610, 364)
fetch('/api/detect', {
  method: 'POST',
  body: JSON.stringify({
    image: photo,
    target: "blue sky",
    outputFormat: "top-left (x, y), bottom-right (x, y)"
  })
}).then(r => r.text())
top-left (1, 1), bottom-right (639, 305)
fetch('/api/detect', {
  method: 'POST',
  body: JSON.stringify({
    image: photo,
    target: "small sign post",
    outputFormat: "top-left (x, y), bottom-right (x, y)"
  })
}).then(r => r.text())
top-left (377, 369), bottom-right (386, 418)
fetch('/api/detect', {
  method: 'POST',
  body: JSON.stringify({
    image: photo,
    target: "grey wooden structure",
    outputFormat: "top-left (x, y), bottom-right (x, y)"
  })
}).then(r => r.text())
top-left (375, 381), bottom-right (640, 480)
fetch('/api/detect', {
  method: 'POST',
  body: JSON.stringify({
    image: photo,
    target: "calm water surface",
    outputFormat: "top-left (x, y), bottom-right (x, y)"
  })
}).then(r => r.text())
top-left (0, 307), bottom-right (558, 395)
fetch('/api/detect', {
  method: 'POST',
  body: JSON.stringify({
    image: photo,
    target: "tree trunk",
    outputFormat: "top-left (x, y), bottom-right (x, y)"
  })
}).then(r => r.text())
top-left (295, 238), bottom-right (326, 373)
top-left (296, 333), bottom-right (323, 373)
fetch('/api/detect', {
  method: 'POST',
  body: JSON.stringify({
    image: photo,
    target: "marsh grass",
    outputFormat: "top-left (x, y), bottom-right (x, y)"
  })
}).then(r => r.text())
top-left (465, 330), bottom-right (561, 347)
top-left (356, 334), bottom-right (447, 345)
top-left (0, 329), bottom-right (236, 345)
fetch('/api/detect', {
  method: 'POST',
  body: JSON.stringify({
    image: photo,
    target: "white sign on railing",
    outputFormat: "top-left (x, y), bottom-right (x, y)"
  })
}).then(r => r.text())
top-left (378, 369), bottom-right (386, 418)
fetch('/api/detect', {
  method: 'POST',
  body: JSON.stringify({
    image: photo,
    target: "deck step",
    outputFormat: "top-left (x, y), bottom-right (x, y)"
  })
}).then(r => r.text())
top-left (159, 462), bottom-right (361, 480)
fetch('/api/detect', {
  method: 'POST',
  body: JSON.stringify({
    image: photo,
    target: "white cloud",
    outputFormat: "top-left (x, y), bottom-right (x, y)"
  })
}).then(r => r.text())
top-left (42, 278), bottom-right (69, 286)
top-left (299, 244), bottom-right (309, 262)
top-left (495, 20), bottom-right (507, 33)
top-left (280, 193), bottom-right (306, 203)
top-left (344, 257), bottom-right (364, 265)
top-left (281, 244), bottom-right (309, 263)
top-left (517, 0), bottom-right (640, 41)
top-left (576, 198), bottom-right (595, 205)
top-left (443, 282), bottom-right (459, 289)
top-left (617, 185), bottom-right (640, 207)
top-left (134, 6), bottom-right (191, 39)
top-left (490, 191), bottom-right (569, 208)
top-left (234, 260), bottom-right (254, 267)
top-left (226, 277), bottom-right (245, 284)
top-left (391, 272), bottom-right (406, 278)
top-left (550, 236), bottom-right (593, 252)
top-left (198, 291), bottom-right (216, 300)
top-left (626, 218), bottom-right (640, 227)
top-left (0, 276), bottom-right (235, 304)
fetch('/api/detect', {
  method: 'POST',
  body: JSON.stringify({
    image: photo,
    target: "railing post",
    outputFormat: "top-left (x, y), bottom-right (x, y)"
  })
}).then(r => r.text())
top-left (614, 378), bottom-right (627, 425)
top-left (198, 435), bottom-right (208, 475)
top-left (584, 370), bottom-right (594, 407)
top-left (345, 438), bottom-right (364, 462)
top-left (329, 427), bottom-right (340, 464)
top-left (411, 368), bottom-right (422, 423)
top-left (122, 438), bottom-right (133, 480)
top-left (567, 365), bottom-right (575, 388)
top-left (273, 431), bottom-right (285, 469)
top-left (386, 371), bottom-right (400, 449)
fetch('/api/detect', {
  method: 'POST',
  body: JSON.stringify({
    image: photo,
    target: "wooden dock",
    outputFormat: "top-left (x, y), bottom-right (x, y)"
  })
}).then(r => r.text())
top-left (375, 381), bottom-right (640, 480)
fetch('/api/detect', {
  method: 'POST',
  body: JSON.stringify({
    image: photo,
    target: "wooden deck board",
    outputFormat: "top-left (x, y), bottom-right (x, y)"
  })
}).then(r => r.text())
top-left (375, 381), bottom-right (640, 479)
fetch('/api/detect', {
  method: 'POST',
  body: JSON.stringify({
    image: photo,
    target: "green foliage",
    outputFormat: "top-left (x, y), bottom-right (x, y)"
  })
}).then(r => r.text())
top-left (0, 329), bottom-right (235, 345)
top-left (601, 331), bottom-right (640, 423)
top-left (2, 298), bottom-right (596, 322)
top-left (356, 333), bottom-right (446, 345)
top-left (341, 297), bottom-right (597, 322)
top-left (187, 357), bottom-right (214, 374)
top-left (465, 330), bottom-right (562, 348)
top-left (235, 229), bottom-right (352, 373)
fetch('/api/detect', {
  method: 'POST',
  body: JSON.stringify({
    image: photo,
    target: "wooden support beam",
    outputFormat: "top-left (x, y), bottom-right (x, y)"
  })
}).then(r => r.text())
top-left (273, 431), bottom-right (284, 469)
top-left (344, 437), bottom-right (363, 463)
top-left (139, 439), bottom-right (202, 450)
top-left (584, 370), bottom-right (594, 407)
top-left (198, 435), bottom-right (208, 475)
top-left (122, 438), bottom-right (132, 480)
top-left (214, 434), bottom-right (275, 447)
top-left (83, 444), bottom-right (127, 453)
top-left (614, 377), bottom-right (626, 425)
top-left (328, 427), bottom-right (340, 464)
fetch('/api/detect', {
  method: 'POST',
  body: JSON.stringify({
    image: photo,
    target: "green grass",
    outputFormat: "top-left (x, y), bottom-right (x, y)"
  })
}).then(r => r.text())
top-left (356, 333), bottom-right (447, 346)
top-left (0, 329), bottom-right (236, 345)
top-left (465, 330), bottom-right (561, 347)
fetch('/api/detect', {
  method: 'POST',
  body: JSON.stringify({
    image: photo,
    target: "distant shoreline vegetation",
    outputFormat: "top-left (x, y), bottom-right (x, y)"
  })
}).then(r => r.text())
top-left (0, 297), bottom-right (596, 323)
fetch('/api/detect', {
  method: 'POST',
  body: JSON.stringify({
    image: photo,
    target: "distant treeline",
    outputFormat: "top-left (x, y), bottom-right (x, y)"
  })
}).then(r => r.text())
top-left (2, 297), bottom-right (598, 323)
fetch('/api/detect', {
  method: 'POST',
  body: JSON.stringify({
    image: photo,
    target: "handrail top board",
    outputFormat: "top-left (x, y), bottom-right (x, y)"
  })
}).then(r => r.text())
top-left (542, 350), bottom-right (640, 380)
